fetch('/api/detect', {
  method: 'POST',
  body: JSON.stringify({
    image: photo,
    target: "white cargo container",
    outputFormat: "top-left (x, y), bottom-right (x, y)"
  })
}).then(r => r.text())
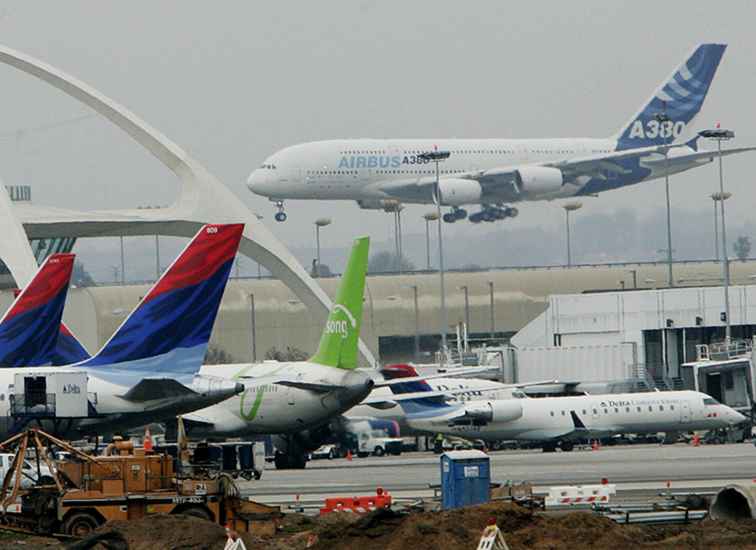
top-left (11, 371), bottom-right (88, 418)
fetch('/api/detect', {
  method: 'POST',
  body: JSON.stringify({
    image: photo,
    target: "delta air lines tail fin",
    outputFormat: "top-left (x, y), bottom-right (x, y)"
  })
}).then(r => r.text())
top-left (51, 323), bottom-right (91, 365)
top-left (0, 253), bottom-right (75, 367)
top-left (310, 236), bottom-right (369, 370)
top-left (78, 224), bottom-right (244, 384)
top-left (613, 43), bottom-right (726, 150)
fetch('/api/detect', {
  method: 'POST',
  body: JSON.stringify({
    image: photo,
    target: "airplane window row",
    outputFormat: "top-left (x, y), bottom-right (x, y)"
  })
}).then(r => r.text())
top-left (341, 150), bottom-right (387, 155)
top-left (307, 170), bottom-right (357, 176)
top-left (550, 404), bottom-right (675, 417)
top-left (259, 164), bottom-right (277, 169)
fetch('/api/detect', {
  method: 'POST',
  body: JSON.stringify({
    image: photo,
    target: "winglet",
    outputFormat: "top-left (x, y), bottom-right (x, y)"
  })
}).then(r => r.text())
top-left (0, 253), bottom-right (75, 367)
top-left (310, 236), bottom-right (369, 370)
top-left (570, 410), bottom-right (587, 430)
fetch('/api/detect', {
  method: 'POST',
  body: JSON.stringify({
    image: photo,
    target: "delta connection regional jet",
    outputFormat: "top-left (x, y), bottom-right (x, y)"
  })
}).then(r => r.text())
top-left (248, 43), bottom-right (755, 224)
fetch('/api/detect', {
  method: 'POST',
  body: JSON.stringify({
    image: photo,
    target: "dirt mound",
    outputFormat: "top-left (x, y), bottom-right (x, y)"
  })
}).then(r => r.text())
top-left (92, 513), bottom-right (228, 550)
top-left (283, 503), bottom-right (756, 550)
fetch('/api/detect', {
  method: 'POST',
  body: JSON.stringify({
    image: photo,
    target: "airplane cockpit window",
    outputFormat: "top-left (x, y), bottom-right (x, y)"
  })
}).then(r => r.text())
top-left (703, 397), bottom-right (720, 406)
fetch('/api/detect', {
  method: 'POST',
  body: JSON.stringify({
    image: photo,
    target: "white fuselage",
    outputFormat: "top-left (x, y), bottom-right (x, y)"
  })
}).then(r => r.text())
top-left (347, 376), bottom-right (513, 430)
top-left (247, 138), bottom-right (707, 205)
top-left (0, 366), bottom-right (238, 438)
top-left (408, 390), bottom-right (745, 442)
top-left (191, 362), bottom-right (373, 437)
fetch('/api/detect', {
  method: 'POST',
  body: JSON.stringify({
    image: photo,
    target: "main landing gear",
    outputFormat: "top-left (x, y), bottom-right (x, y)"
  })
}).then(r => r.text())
top-left (274, 200), bottom-right (287, 222)
top-left (468, 205), bottom-right (518, 224)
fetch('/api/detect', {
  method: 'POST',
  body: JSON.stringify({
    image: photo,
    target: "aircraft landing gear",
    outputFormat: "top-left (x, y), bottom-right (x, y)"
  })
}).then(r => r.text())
top-left (442, 207), bottom-right (468, 223)
top-left (273, 435), bottom-right (308, 469)
top-left (559, 440), bottom-right (574, 452)
top-left (274, 200), bottom-right (287, 222)
top-left (469, 205), bottom-right (518, 223)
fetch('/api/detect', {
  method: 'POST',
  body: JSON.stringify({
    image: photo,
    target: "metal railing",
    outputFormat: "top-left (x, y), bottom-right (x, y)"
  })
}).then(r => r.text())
top-left (696, 339), bottom-right (753, 361)
top-left (9, 393), bottom-right (56, 417)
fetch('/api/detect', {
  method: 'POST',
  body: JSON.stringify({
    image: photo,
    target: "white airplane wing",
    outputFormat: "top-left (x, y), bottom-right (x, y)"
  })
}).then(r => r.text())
top-left (379, 143), bottom-right (755, 201)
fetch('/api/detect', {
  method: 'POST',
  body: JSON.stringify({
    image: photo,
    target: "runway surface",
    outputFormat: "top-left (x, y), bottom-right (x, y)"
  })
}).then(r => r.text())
top-left (242, 443), bottom-right (756, 506)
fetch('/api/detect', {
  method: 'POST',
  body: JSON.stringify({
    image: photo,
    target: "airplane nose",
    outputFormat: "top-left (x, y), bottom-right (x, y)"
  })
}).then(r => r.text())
top-left (246, 170), bottom-right (270, 196)
top-left (730, 409), bottom-right (746, 425)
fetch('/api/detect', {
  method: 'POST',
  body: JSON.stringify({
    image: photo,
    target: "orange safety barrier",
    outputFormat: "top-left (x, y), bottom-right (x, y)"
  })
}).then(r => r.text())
top-left (319, 488), bottom-right (392, 515)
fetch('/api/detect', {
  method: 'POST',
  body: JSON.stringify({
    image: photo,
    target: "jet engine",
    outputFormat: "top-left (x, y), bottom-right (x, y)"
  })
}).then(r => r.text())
top-left (438, 178), bottom-right (482, 206)
top-left (462, 400), bottom-right (523, 423)
top-left (515, 166), bottom-right (563, 197)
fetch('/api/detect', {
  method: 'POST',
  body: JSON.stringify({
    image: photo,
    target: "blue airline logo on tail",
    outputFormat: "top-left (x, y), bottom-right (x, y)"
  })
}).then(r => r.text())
top-left (616, 44), bottom-right (726, 150)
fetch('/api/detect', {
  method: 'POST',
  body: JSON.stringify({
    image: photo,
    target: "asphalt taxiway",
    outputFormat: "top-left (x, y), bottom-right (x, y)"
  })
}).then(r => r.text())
top-left (242, 443), bottom-right (756, 506)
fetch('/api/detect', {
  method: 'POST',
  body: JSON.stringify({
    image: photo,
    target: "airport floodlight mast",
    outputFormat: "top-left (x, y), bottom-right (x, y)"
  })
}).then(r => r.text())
top-left (422, 211), bottom-right (439, 270)
top-left (562, 201), bottom-right (582, 267)
top-left (700, 127), bottom-right (736, 342)
top-left (655, 109), bottom-right (674, 288)
top-left (418, 149), bottom-right (451, 364)
top-left (710, 191), bottom-right (731, 261)
top-left (314, 217), bottom-right (332, 278)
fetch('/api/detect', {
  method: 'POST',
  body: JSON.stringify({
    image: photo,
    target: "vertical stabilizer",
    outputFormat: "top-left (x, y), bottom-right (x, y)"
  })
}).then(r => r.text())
top-left (613, 43), bottom-right (726, 150)
top-left (78, 224), bottom-right (244, 384)
top-left (0, 253), bottom-right (75, 367)
top-left (310, 236), bottom-right (369, 370)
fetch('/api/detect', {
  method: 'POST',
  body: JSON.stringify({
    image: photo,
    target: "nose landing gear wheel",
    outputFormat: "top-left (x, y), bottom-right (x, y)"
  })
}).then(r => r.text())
top-left (442, 212), bottom-right (457, 223)
top-left (274, 212), bottom-right (287, 222)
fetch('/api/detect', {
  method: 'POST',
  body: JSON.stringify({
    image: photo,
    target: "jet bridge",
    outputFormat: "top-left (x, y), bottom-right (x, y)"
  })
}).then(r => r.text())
top-left (681, 340), bottom-right (756, 422)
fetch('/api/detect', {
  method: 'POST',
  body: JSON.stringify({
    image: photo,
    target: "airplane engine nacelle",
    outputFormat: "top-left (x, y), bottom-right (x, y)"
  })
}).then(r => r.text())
top-left (463, 400), bottom-right (523, 423)
top-left (515, 166), bottom-right (563, 197)
top-left (438, 178), bottom-right (482, 206)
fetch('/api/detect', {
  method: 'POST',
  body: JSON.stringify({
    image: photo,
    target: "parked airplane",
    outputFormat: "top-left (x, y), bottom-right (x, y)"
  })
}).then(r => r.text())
top-left (0, 253), bottom-right (75, 367)
top-left (392, 378), bottom-right (746, 451)
top-left (182, 237), bottom-right (489, 468)
top-left (248, 43), bottom-right (755, 223)
top-left (0, 224), bottom-right (245, 438)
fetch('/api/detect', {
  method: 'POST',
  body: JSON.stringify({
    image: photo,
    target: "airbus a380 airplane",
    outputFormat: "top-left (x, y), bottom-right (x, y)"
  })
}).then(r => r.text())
top-left (248, 43), bottom-right (755, 223)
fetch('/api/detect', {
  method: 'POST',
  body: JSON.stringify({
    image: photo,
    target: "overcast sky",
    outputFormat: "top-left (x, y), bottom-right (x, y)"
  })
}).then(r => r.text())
top-left (1, 2), bottom-right (755, 273)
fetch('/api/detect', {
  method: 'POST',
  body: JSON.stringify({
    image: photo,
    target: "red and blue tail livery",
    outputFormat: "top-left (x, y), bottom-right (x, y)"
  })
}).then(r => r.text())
top-left (79, 224), bottom-right (244, 384)
top-left (51, 323), bottom-right (91, 365)
top-left (0, 253), bottom-right (75, 367)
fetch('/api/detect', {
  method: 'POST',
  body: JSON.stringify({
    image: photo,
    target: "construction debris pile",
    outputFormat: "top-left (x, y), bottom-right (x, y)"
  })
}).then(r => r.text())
top-left (2, 501), bottom-right (754, 549)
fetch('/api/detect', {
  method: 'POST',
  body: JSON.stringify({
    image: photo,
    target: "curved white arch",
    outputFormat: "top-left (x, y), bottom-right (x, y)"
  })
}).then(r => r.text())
top-left (0, 45), bottom-right (376, 366)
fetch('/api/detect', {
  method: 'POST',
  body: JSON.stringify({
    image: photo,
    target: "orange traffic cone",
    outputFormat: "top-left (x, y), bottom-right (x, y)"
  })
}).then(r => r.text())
top-left (346, 449), bottom-right (353, 461)
top-left (591, 440), bottom-right (599, 451)
top-left (692, 434), bottom-right (700, 447)
top-left (143, 426), bottom-right (153, 452)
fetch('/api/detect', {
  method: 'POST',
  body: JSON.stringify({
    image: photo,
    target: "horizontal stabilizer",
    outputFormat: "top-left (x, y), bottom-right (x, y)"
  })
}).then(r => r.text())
top-left (361, 389), bottom-right (450, 408)
top-left (374, 367), bottom-right (498, 388)
top-left (122, 378), bottom-right (197, 402)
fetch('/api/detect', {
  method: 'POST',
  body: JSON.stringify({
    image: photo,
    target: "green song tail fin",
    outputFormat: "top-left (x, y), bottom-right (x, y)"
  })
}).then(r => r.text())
top-left (310, 236), bottom-right (369, 370)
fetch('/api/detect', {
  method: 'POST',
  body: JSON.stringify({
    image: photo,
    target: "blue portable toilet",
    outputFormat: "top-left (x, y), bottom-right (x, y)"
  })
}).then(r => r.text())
top-left (440, 450), bottom-right (490, 509)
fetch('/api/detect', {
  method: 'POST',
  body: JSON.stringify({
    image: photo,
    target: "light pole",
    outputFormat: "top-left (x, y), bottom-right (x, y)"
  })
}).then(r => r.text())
top-left (711, 191), bottom-right (731, 261)
top-left (249, 293), bottom-right (257, 362)
top-left (314, 218), bottom-right (332, 277)
top-left (423, 211), bottom-right (438, 270)
top-left (562, 201), bottom-right (582, 267)
top-left (155, 234), bottom-right (161, 281)
top-left (119, 235), bottom-right (125, 285)
top-left (404, 284), bottom-right (420, 361)
top-left (656, 110), bottom-right (674, 288)
top-left (700, 128), bottom-right (735, 341)
top-left (458, 285), bottom-right (470, 337)
top-left (488, 281), bottom-right (495, 340)
top-left (419, 149), bottom-right (451, 363)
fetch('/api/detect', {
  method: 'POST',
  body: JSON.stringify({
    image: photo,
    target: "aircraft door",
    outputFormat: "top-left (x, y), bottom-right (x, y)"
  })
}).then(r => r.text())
top-left (679, 401), bottom-right (691, 424)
